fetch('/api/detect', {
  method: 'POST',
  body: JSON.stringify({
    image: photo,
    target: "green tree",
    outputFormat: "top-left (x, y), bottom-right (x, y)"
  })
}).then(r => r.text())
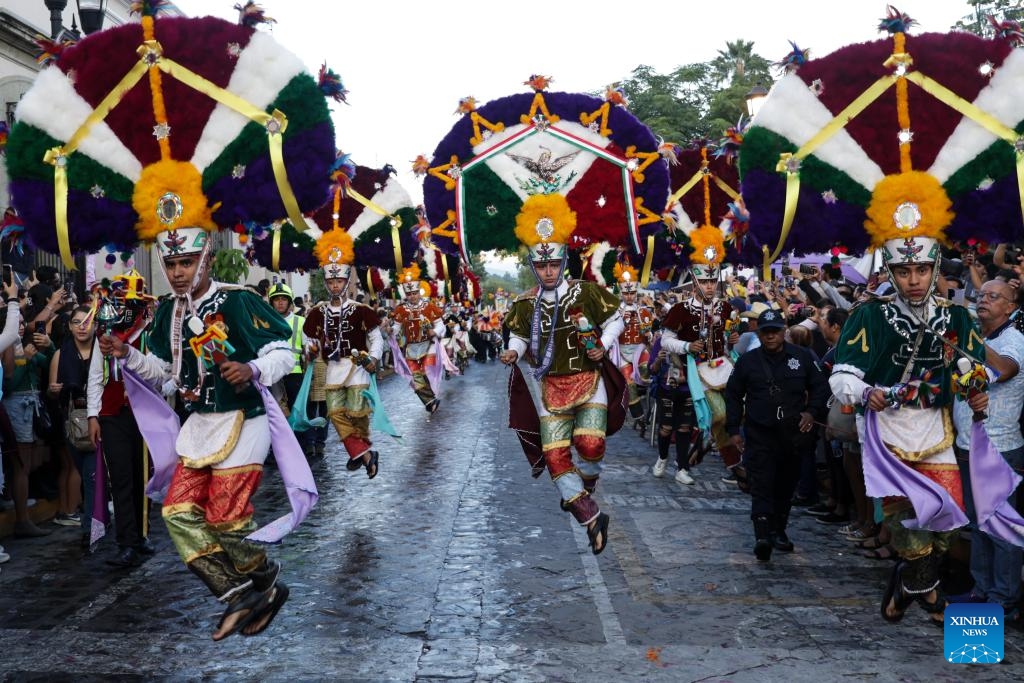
top-left (954, 0), bottom-right (1024, 34)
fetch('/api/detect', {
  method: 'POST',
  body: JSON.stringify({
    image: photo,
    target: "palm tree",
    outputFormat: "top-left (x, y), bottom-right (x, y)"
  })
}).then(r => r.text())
top-left (710, 40), bottom-right (757, 86)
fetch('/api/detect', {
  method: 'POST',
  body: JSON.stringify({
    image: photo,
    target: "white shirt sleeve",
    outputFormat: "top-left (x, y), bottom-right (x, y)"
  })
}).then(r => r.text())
top-left (599, 312), bottom-right (624, 350)
top-left (0, 301), bottom-right (21, 353)
top-left (124, 345), bottom-right (173, 385)
top-left (367, 327), bottom-right (384, 361)
top-left (432, 318), bottom-right (446, 339)
top-left (249, 342), bottom-right (295, 387)
top-left (508, 334), bottom-right (528, 361)
top-left (87, 339), bottom-right (103, 418)
top-left (660, 328), bottom-right (690, 355)
top-left (829, 364), bottom-right (873, 406)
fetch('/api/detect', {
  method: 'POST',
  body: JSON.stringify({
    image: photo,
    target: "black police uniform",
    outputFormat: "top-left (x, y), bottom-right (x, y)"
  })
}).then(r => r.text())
top-left (725, 334), bottom-right (829, 560)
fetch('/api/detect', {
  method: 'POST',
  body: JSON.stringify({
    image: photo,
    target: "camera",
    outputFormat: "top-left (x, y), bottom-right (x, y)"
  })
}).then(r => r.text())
top-left (780, 266), bottom-right (793, 276)
top-left (34, 321), bottom-right (46, 334)
top-left (799, 263), bottom-right (817, 276)
top-left (1005, 244), bottom-right (1024, 264)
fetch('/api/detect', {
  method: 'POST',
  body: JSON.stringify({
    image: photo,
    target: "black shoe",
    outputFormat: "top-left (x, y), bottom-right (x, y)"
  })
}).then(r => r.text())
top-left (806, 503), bottom-right (834, 516)
top-left (816, 512), bottom-right (851, 524)
top-left (134, 538), bottom-right (156, 556)
top-left (106, 547), bottom-right (141, 568)
top-left (754, 538), bottom-right (773, 561)
top-left (791, 495), bottom-right (817, 508)
top-left (772, 531), bottom-right (794, 552)
top-left (345, 457), bottom-right (363, 471)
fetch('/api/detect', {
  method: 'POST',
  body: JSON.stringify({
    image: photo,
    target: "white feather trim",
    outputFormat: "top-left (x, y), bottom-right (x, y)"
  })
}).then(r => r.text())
top-left (673, 202), bottom-right (698, 235)
top-left (347, 177), bottom-right (414, 240)
top-left (589, 242), bottom-right (611, 285)
top-left (831, 362), bottom-right (865, 380)
top-left (754, 74), bottom-right (883, 191)
top-left (300, 216), bottom-right (323, 240)
top-left (425, 250), bottom-right (441, 279)
top-left (930, 49), bottom-right (1024, 183)
top-left (15, 67), bottom-right (143, 181)
top-left (191, 32), bottom-right (306, 172)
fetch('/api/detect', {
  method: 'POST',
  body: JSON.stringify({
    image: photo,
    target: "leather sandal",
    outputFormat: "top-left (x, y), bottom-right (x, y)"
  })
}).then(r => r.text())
top-left (363, 451), bottom-right (379, 479)
top-left (881, 561), bottom-right (914, 623)
top-left (212, 588), bottom-right (272, 641)
top-left (918, 592), bottom-right (947, 628)
top-left (345, 457), bottom-right (363, 471)
top-left (241, 583), bottom-right (290, 637)
top-left (587, 513), bottom-right (610, 556)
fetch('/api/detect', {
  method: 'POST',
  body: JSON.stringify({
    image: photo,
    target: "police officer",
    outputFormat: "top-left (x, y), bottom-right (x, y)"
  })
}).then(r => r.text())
top-left (268, 282), bottom-right (316, 457)
top-left (724, 308), bottom-right (829, 561)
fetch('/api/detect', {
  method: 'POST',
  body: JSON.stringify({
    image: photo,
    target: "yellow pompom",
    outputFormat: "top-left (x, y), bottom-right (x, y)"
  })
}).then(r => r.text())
top-left (864, 171), bottom-right (953, 248)
top-left (314, 228), bottom-right (355, 267)
top-left (399, 262), bottom-right (422, 283)
top-left (689, 224), bottom-right (726, 266)
top-left (132, 160), bottom-right (217, 241)
top-left (514, 194), bottom-right (577, 247)
top-left (613, 262), bottom-right (639, 283)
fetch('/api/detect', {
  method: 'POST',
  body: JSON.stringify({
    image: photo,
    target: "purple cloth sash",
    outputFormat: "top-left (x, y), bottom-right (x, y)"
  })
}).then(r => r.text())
top-left (90, 444), bottom-right (109, 545)
top-left (245, 364), bottom-right (319, 543)
top-left (862, 409), bottom-right (968, 531)
top-left (387, 335), bottom-right (415, 384)
top-left (425, 339), bottom-right (459, 396)
top-left (969, 420), bottom-right (1024, 547)
top-left (121, 365), bottom-right (180, 499)
top-left (121, 362), bottom-right (317, 543)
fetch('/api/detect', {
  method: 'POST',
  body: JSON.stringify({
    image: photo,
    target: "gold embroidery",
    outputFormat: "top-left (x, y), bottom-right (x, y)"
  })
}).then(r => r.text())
top-left (847, 328), bottom-right (869, 353)
top-left (967, 329), bottom-right (984, 352)
top-left (883, 409), bottom-right (954, 462)
top-left (251, 314), bottom-right (270, 329)
top-left (179, 411), bottom-right (245, 468)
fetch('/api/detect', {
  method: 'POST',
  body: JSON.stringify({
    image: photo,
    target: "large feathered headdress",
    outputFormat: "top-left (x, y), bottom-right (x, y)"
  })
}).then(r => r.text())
top-left (741, 8), bottom-right (1024, 278)
top-left (5, 8), bottom-right (335, 269)
top-left (421, 77), bottom-right (669, 266)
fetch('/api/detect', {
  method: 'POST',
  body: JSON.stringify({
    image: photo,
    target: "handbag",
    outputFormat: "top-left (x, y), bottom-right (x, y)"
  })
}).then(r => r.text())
top-left (33, 398), bottom-right (53, 441)
top-left (825, 396), bottom-right (857, 441)
top-left (65, 406), bottom-right (93, 450)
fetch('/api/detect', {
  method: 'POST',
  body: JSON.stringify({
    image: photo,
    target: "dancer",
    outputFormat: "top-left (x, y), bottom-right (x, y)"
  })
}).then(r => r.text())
top-left (501, 204), bottom-right (624, 554)
top-left (303, 230), bottom-right (384, 477)
top-left (658, 229), bottom-right (742, 484)
top-left (391, 264), bottom-right (445, 413)
top-left (613, 263), bottom-right (653, 427)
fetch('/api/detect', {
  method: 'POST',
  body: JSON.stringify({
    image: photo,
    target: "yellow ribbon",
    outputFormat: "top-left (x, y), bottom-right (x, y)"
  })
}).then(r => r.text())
top-left (904, 70), bottom-right (1024, 250)
top-left (365, 268), bottom-right (376, 296)
top-left (666, 168), bottom-right (705, 206)
top-left (763, 75), bottom-right (897, 278)
top-left (44, 60), bottom-right (151, 269)
top-left (344, 186), bottom-right (405, 271)
top-left (272, 229), bottom-right (281, 272)
top-left (711, 175), bottom-right (740, 201)
top-left (640, 234), bottom-right (655, 287)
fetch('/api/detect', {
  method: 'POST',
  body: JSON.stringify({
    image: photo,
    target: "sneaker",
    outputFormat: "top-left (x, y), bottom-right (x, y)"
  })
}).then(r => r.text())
top-left (53, 512), bottom-right (81, 526)
top-left (815, 512), bottom-right (851, 525)
top-left (674, 469), bottom-right (695, 485)
top-left (806, 503), bottom-right (834, 516)
top-left (652, 458), bottom-right (668, 478)
top-left (721, 474), bottom-right (738, 485)
top-left (0, 549), bottom-right (10, 563)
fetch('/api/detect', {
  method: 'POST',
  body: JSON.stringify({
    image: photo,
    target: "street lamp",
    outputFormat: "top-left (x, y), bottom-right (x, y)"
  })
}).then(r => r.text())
top-left (76, 0), bottom-right (108, 35)
top-left (745, 83), bottom-right (768, 119)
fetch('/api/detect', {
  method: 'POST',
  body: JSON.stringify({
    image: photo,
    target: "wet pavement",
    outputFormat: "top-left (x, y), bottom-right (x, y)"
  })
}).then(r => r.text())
top-left (1, 360), bottom-right (1020, 681)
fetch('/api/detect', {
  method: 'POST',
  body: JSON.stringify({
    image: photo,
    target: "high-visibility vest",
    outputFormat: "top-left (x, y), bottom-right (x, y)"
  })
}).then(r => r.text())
top-left (288, 314), bottom-right (305, 374)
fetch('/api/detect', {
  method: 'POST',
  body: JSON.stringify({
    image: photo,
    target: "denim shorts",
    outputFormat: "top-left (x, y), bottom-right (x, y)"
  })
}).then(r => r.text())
top-left (3, 391), bottom-right (39, 444)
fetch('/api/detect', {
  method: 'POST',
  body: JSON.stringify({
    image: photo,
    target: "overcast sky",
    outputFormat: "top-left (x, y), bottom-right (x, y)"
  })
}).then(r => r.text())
top-left (170, 1), bottom-right (975, 272)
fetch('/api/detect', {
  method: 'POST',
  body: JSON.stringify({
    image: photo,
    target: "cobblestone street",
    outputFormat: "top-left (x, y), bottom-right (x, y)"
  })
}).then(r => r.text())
top-left (0, 362), bottom-right (1019, 681)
